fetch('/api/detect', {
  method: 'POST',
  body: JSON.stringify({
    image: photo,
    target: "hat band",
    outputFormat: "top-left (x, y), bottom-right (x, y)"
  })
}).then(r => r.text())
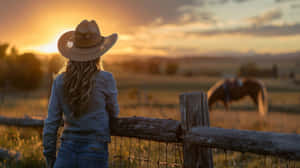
top-left (74, 36), bottom-right (104, 48)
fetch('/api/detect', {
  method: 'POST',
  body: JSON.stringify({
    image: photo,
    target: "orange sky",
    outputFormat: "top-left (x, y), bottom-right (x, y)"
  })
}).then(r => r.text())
top-left (1, 0), bottom-right (300, 57)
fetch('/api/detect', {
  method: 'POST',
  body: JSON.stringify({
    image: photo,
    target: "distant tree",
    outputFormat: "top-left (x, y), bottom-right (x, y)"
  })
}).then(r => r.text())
top-left (120, 59), bottom-right (145, 73)
top-left (0, 60), bottom-right (8, 87)
top-left (0, 43), bottom-right (11, 87)
top-left (147, 60), bottom-right (161, 74)
top-left (289, 71), bottom-right (295, 79)
top-left (0, 43), bottom-right (9, 59)
top-left (9, 46), bottom-right (18, 57)
top-left (165, 62), bottom-right (179, 75)
top-left (183, 70), bottom-right (193, 77)
top-left (48, 54), bottom-right (65, 75)
top-left (9, 53), bottom-right (43, 91)
top-left (5, 46), bottom-right (18, 67)
top-left (238, 62), bottom-right (258, 77)
top-left (238, 62), bottom-right (279, 78)
top-left (272, 64), bottom-right (278, 78)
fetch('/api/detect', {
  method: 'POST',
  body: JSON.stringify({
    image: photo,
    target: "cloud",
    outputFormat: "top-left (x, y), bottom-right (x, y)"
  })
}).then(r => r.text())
top-left (192, 0), bottom-right (252, 6)
top-left (187, 23), bottom-right (300, 37)
top-left (232, 0), bottom-right (253, 3)
top-left (0, 0), bottom-right (195, 31)
top-left (196, 12), bottom-right (218, 24)
top-left (178, 11), bottom-right (218, 24)
top-left (290, 3), bottom-right (300, 9)
top-left (1, 0), bottom-right (299, 55)
top-left (207, 0), bottom-right (230, 5)
top-left (206, 0), bottom-right (253, 5)
top-left (103, 0), bottom-right (195, 26)
top-left (177, 2), bottom-right (219, 24)
top-left (275, 0), bottom-right (297, 3)
top-left (247, 8), bottom-right (282, 26)
top-left (177, 0), bottom-right (227, 12)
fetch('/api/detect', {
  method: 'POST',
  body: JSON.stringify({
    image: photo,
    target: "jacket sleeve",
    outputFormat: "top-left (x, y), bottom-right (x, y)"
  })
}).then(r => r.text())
top-left (43, 78), bottom-right (63, 158)
top-left (105, 73), bottom-right (120, 118)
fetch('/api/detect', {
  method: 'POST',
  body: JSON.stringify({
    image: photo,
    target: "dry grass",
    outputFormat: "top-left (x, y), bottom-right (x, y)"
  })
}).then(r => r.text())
top-left (0, 66), bottom-right (299, 167)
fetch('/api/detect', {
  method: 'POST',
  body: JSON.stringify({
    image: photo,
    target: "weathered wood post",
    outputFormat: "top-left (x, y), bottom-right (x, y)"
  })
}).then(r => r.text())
top-left (180, 92), bottom-right (213, 168)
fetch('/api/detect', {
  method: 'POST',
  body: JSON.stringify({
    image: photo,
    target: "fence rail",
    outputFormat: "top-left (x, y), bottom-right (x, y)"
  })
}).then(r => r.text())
top-left (185, 126), bottom-right (300, 161)
top-left (1, 115), bottom-right (300, 161)
top-left (0, 92), bottom-right (300, 167)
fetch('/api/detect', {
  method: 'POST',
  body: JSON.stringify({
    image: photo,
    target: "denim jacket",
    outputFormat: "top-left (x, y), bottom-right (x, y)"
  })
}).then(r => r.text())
top-left (43, 71), bottom-right (119, 158)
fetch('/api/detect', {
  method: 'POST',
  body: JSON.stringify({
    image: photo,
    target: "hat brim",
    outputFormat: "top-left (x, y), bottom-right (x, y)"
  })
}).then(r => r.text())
top-left (57, 31), bottom-right (118, 62)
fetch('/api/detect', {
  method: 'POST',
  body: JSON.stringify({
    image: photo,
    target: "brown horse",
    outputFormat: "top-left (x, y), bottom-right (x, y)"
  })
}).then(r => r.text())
top-left (207, 78), bottom-right (268, 117)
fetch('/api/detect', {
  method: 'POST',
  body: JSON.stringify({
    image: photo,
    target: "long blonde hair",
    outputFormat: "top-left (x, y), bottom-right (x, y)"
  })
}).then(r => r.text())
top-left (62, 58), bottom-right (102, 118)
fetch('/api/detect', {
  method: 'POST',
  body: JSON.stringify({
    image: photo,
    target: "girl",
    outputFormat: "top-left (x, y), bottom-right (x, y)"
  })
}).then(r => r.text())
top-left (43, 20), bottom-right (119, 168)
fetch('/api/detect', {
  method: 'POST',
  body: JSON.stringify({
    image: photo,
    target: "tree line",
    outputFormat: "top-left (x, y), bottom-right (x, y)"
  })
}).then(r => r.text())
top-left (0, 43), bottom-right (64, 91)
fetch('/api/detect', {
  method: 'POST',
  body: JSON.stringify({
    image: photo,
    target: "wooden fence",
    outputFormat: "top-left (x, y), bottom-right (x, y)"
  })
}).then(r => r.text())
top-left (0, 92), bottom-right (300, 168)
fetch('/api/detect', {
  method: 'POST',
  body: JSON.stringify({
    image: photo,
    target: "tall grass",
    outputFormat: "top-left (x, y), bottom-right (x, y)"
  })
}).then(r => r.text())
top-left (0, 72), bottom-right (299, 167)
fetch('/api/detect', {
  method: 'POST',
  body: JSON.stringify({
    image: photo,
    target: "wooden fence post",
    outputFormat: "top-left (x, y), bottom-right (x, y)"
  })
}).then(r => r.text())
top-left (180, 92), bottom-right (213, 168)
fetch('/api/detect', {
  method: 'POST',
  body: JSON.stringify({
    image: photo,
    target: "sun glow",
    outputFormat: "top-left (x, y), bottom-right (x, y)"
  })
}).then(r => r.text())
top-left (33, 41), bottom-right (58, 54)
top-left (22, 30), bottom-right (72, 54)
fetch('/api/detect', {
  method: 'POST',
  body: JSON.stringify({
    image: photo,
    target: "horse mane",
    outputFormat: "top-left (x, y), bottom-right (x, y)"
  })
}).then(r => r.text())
top-left (207, 79), bottom-right (225, 99)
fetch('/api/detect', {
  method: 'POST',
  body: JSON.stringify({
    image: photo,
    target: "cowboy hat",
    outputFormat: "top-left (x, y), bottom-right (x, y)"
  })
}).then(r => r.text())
top-left (57, 20), bottom-right (118, 62)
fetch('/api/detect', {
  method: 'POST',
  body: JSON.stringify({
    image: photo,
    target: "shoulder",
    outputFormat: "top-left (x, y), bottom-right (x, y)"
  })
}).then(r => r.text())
top-left (54, 72), bottom-right (64, 82)
top-left (52, 73), bottom-right (64, 86)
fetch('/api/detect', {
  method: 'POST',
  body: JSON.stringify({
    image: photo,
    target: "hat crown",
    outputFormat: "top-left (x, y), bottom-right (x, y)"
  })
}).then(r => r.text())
top-left (74, 20), bottom-right (103, 48)
top-left (75, 20), bottom-right (100, 35)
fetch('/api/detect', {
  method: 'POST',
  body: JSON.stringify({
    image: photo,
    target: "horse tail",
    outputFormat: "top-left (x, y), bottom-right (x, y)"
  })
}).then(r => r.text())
top-left (257, 80), bottom-right (268, 117)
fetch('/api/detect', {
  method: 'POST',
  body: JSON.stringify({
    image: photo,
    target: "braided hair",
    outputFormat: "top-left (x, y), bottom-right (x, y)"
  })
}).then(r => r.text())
top-left (63, 58), bottom-right (101, 118)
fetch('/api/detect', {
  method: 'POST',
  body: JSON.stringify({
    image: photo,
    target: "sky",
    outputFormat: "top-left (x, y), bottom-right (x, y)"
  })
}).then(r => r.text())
top-left (1, 0), bottom-right (300, 57)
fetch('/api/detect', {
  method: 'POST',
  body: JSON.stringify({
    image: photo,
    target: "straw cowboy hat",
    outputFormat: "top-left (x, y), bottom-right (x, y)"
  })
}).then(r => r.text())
top-left (57, 19), bottom-right (118, 62)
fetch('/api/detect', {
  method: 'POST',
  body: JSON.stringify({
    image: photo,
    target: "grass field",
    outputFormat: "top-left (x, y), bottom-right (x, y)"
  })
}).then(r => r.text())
top-left (0, 59), bottom-right (300, 167)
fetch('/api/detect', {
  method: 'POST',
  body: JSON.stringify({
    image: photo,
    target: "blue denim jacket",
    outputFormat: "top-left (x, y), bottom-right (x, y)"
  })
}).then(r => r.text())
top-left (43, 71), bottom-right (119, 158)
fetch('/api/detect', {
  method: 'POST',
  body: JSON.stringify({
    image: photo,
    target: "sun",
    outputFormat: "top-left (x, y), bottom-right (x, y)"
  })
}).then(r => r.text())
top-left (21, 42), bottom-right (58, 54)
top-left (34, 41), bottom-right (58, 54)
top-left (24, 38), bottom-right (59, 54)
top-left (24, 29), bottom-right (72, 54)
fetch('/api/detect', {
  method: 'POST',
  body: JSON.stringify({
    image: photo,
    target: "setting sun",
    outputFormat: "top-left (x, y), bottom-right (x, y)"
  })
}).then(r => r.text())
top-left (21, 30), bottom-right (73, 54)
top-left (32, 41), bottom-right (58, 54)
top-left (1, 0), bottom-right (300, 56)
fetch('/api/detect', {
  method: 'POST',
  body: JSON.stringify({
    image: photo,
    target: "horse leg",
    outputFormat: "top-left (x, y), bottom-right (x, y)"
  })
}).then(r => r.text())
top-left (250, 92), bottom-right (266, 119)
top-left (223, 101), bottom-right (229, 111)
top-left (208, 104), bottom-right (213, 111)
top-left (250, 93), bottom-right (258, 106)
top-left (250, 93), bottom-right (261, 116)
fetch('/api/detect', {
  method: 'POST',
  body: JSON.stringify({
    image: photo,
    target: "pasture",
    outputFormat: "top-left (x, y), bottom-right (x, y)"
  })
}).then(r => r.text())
top-left (0, 57), bottom-right (300, 167)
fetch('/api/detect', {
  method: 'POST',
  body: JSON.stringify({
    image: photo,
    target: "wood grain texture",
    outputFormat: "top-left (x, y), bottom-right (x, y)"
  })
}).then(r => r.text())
top-left (185, 126), bottom-right (300, 160)
top-left (1, 113), bottom-right (300, 160)
top-left (110, 116), bottom-right (182, 142)
top-left (0, 116), bottom-right (182, 142)
top-left (180, 92), bottom-right (214, 168)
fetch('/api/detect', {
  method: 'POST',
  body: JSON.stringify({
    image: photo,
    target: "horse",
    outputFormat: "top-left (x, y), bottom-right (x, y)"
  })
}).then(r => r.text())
top-left (207, 78), bottom-right (268, 117)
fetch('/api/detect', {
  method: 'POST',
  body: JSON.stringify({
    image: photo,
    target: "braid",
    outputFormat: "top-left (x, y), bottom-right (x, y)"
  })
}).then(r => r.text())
top-left (63, 58), bottom-right (101, 118)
